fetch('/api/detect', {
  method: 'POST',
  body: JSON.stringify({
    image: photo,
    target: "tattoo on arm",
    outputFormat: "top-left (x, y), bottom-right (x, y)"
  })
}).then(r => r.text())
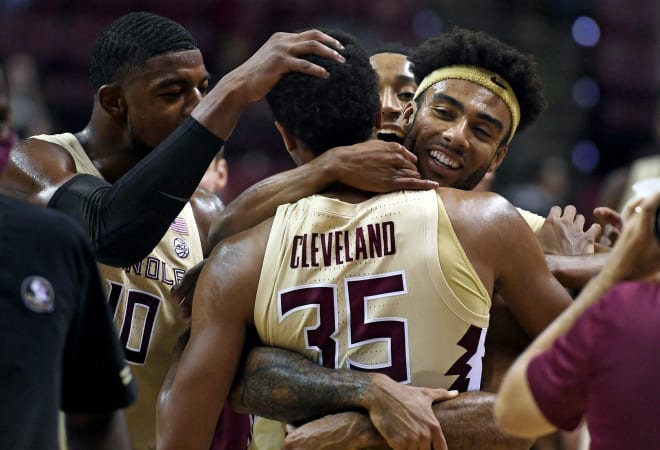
top-left (229, 346), bottom-right (373, 424)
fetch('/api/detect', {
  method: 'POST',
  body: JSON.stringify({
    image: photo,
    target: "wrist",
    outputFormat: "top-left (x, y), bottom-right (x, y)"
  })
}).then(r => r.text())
top-left (192, 74), bottom-right (249, 141)
top-left (354, 372), bottom-right (391, 411)
top-left (315, 146), bottom-right (347, 186)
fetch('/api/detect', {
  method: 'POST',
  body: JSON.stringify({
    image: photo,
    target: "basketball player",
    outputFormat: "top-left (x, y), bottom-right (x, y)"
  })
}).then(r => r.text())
top-left (0, 12), bottom-right (406, 450)
top-left (158, 29), bottom-right (572, 450)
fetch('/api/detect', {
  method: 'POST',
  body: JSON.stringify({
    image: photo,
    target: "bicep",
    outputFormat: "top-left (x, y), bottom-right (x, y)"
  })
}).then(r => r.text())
top-left (495, 216), bottom-right (572, 338)
top-left (158, 274), bottom-right (247, 449)
top-left (158, 233), bottom-right (263, 449)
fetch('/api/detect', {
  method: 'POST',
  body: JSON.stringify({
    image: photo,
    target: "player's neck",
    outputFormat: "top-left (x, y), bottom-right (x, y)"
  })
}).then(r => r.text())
top-left (321, 182), bottom-right (375, 204)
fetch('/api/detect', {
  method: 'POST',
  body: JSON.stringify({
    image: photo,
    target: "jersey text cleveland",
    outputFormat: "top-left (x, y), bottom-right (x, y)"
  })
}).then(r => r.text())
top-left (290, 221), bottom-right (396, 268)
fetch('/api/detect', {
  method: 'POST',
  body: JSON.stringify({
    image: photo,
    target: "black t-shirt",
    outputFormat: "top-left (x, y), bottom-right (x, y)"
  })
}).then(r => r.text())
top-left (0, 195), bottom-right (137, 450)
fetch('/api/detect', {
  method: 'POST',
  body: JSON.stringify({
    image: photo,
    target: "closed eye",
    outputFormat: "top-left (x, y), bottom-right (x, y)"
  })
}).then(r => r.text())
top-left (429, 106), bottom-right (453, 120)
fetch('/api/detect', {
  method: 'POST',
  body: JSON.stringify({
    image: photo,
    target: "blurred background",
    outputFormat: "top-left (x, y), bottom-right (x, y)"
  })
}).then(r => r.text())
top-left (0, 0), bottom-right (657, 218)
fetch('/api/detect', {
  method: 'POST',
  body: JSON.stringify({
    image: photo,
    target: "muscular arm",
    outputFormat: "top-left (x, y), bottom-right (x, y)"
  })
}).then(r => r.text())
top-left (283, 393), bottom-right (532, 450)
top-left (157, 222), bottom-right (269, 450)
top-left (209, 140), bottom-right (437, 247)
top-left (232, 347), bottom-right (523, 450)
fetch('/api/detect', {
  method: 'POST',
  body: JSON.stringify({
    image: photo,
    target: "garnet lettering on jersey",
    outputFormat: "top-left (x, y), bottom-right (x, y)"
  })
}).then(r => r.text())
top-left (124, 257), bottom-right (186, 285)
top-left (290, 221), bottom-right (396, 268)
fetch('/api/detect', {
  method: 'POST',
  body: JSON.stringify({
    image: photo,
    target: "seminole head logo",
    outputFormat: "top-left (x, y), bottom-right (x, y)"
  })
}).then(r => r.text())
top-left (173, 237), bottom-right (190, 259)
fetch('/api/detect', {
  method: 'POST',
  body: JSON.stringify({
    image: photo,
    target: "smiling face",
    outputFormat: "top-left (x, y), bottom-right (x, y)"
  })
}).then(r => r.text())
top-left (370, 52), bottom-right (416, 143)
top-left (403, 79), bottom-right (512, 190)
top-left (120, 49), bottom-right (209, 157)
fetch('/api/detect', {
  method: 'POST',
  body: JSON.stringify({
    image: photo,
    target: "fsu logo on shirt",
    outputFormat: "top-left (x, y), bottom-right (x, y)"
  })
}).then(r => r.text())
top-left (21, 276), bottom-right (55, 313)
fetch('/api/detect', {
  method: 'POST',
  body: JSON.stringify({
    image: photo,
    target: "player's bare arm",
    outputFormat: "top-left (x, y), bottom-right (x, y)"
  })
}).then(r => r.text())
top-left (283, 393), bottom-right (533, 450)
top-left (189, 187), bottom-right (225, 255)
top-left (157, 221), bottom-right (269, 450)
top-left (232, 347), bottom-right (531, 450)
top-left (231, 346), bottom-right (455, 449)
top-left (443, 190), bottom-right (572, 337)
top-left (0, 138), bottom-right (78, 204)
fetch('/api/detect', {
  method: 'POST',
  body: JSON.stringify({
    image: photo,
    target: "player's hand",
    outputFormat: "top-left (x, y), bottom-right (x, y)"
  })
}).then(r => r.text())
top-left (170, 259), bottom-right (206, 319)
top-left (359, 374), bottom-right (457, 450)
top-left (593, 206), bottom-right (623, 247)
top-left (283, 412), bottom-right (385, 450)
top-left (318, 140), bottom-right (438, 193)
top-left (536, 205), bottom-right (600, 255)
top-left (229, 29), bottom-right (346, 105)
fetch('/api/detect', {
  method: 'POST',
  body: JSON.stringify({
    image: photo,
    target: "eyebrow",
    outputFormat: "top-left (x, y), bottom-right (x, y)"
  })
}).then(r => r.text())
top-left (431, 92), bottom-right (504, 131)
top-left (396, 74), bottom-right (415, 83)
top-left (155, 72), bottom-right (211, 89)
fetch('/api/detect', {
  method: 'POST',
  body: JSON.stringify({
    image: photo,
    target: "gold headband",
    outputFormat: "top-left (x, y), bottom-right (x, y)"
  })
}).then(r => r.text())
top-left (413, 65), bottom-right (521, 144)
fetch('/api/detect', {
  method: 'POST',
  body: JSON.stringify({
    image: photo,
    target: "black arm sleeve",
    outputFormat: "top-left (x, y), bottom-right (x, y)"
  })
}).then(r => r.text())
top-left (48, 117), bottom-right (224, 267)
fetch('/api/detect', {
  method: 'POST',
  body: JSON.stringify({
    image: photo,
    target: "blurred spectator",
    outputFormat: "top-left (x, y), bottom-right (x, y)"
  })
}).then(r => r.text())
top-left (596, 97), bottom-right (660, 212)
top-left (501, 155), bottom-right (570, 216)
top-left (5, 52), bottom-right (52, 138)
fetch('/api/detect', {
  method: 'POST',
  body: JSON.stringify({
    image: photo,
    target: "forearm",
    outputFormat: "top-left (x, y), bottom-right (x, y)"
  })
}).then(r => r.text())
top-left (435, 392), bottom-right (533, 450)
top-left (191, 72), bottom-right (250, 141)
top-left (545, 253), bottom-right (608, 290)
top-left (230, 346), bottom-right (376, 423)
top-left (209, 156), bottom-right (334, 246)
top-left (285, 392), bottom-right (533, 450)
top-left (353, 392), bottom-right (533, 450)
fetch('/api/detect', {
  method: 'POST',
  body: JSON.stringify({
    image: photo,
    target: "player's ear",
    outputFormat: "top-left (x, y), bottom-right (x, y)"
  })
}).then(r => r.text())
top-left (98, 84), bottom-right (126, 119)
top-left (275, 121), bottom-right (296, 155)
top-left (401, 102), bottom-right (416, 134)
top-left (489, 144), bottom-right (509, 172)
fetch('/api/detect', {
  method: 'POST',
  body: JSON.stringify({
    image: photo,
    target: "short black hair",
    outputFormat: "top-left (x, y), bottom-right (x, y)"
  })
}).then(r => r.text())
top-left (410, 27), bottom-right (546, 133)
top-left (369, 42), bottom-right (413, 57)
top-left (267, 29), bottom-right (379, 156)
top-left (89, 12), bottom-right (199, 90)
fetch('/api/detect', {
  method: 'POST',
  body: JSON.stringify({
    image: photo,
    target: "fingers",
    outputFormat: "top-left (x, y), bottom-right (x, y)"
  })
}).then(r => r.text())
top-left (386, 142), bottom-right (417, 164)
top-left (275, 30), bottom-right (347, 79)
top-left (431, 423), bottom-right (448, 450)
top-left (547, 205), bottom-right (562, 219)
top-left (428, 388), bottom-right (459, 402)
top-left (293, 29), bottom-right (345, 53)
top-left (585, 223), bottom-right (602, 242)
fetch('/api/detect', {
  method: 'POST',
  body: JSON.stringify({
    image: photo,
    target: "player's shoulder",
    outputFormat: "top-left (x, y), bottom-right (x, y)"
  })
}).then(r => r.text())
top-left (5, 133), bottom-right (75, 178)
top-left (436, 187), bottom-right (519, 219)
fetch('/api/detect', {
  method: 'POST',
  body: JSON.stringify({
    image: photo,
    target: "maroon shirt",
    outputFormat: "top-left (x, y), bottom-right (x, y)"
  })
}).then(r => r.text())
top-left (527, 281), bottom-right (660, 450)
